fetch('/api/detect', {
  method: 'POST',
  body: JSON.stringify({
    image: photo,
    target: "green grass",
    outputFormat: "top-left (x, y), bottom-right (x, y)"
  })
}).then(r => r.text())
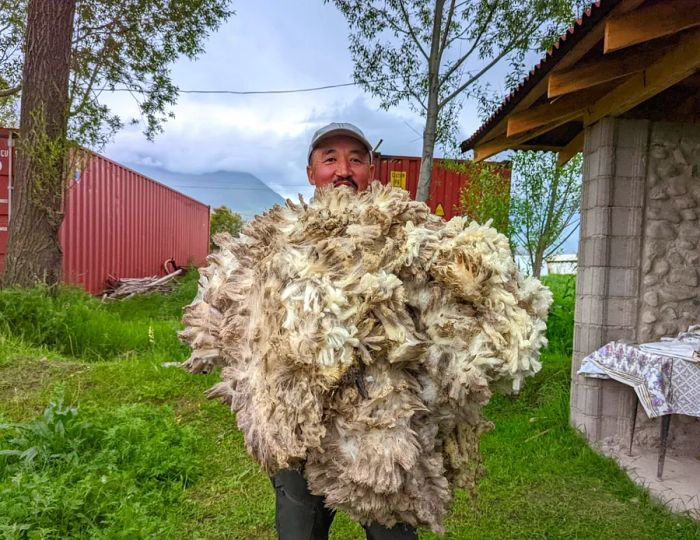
top-left (0, 273), bottom-right (198, 362)
top-left (0, 273), bottom-right (698, 539)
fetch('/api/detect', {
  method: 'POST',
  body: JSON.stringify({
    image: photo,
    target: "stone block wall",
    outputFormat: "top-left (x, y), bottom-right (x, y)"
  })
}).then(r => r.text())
top-left (637, 122), bottom-right (700, 342)
top-left (571, 118), bottom-right (700, 449)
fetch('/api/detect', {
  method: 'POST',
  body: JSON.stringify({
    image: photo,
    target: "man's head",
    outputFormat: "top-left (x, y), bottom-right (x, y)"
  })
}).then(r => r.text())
top-left (306, 122), bottom-right (375, 192)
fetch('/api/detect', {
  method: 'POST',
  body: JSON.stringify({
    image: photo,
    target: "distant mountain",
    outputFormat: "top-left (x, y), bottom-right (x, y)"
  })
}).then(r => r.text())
top-left (127, 164), bottom-right (285, 221)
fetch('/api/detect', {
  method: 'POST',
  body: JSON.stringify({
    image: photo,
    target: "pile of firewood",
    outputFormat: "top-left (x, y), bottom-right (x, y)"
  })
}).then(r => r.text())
top-left (102, 268), bottom-right (183, 299)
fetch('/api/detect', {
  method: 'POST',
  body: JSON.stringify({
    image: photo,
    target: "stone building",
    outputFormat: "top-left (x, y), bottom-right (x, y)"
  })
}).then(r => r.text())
top-left (460, 0), bottom-right (700, 506)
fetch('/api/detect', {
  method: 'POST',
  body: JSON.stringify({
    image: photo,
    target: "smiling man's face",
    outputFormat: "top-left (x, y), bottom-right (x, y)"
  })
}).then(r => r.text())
top-left (306, 135), bottom-right (374, 192)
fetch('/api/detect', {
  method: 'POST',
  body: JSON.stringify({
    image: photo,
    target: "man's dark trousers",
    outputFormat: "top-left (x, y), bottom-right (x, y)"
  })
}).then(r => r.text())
top-left (272, 469), bottom-right (418, 540)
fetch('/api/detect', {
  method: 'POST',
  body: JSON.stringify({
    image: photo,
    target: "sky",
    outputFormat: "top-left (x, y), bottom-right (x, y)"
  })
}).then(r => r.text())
top-left (101, 0), bottom-right (579, 254)
top-left (101, 0), bottom-right (510, 201)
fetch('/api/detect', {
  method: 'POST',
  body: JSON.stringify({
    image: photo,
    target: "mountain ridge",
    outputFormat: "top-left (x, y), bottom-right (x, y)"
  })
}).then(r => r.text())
top-left (127, 163), bottom-right (285, 221)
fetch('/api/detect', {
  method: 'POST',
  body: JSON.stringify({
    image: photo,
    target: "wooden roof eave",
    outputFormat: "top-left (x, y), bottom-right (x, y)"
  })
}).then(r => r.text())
top-left (461, 0), bottom-right (700, 163)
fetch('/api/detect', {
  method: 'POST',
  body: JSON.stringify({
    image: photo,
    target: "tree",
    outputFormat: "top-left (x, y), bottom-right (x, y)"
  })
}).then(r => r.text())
top-left (2, 0), bottom-right (75, 287)
top-left (457, 160), bottom-right (511, 241)
top-left (210, 206), bottom-right (243, 250)
top-left (510, 151), bottom-right (582, 278)
top-left (329, 0), bottom-right (584, 202)
top-left (1, 0), bottom-right (232, 287)
top-left (0, 0), bottom-right (233, 147)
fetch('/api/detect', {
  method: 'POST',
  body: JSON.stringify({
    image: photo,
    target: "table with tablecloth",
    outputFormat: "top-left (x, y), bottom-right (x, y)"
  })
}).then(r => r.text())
top-left (578, 328), bottom-right (700, 478)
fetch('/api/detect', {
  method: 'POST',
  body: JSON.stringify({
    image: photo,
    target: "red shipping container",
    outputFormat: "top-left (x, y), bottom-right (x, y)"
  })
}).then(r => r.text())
top-left (375, 154), bottom-right (511, 221)
top-left (0, 128), bottom-right (210, 294)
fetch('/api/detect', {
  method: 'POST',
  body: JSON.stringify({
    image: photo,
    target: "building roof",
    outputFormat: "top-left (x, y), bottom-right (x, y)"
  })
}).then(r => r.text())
top-left (460, 0), bottom-right (700, 163)
top-left (460, 0), bottom-right (619, 152)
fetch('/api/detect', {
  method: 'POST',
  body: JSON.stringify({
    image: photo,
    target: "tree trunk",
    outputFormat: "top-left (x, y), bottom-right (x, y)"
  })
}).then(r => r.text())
top-left (532, 248), bottom-right (544, 278)
top-left (416, 0), bottom-right (444, 204)
top-left (417, 100), bottom-right (439, 203)
top-left (3, 0), bottom-right (76, 288)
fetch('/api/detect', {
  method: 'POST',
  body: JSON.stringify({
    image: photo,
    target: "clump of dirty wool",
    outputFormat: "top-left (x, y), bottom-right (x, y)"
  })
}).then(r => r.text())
top-left (180, 181), bottom-right (552, 533)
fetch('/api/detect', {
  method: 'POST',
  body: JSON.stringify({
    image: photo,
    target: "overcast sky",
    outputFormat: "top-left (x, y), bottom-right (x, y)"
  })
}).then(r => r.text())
top-left (101, 0), bottom-right (520, 202)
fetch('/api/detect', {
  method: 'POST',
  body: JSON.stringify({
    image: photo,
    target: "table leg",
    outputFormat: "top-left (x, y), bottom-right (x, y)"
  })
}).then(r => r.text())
top-left (628, 397), bottom-right (638, 456)
top-left (657, 415), bottom-right (672, 480)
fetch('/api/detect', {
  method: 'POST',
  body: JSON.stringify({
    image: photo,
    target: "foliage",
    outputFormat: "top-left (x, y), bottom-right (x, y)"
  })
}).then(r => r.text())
top-left (18, 107), bottom-right (80, 226)
top-left (510, 151), bottom-right (583, 277)
top-left (542, 273), bottom-right (576, 356)
top-left (210, 205), bottom-right (243, 250)
top-left (0, 0), bottom-right (233, 148)
top-left (329, 0), bottom-right (586, 200)
top-left (453, 159), bottom-right (512, 241)
top-left (0, 1), bottom-right (24, 125)
top-left (0, 399), bottom-right (201, 539)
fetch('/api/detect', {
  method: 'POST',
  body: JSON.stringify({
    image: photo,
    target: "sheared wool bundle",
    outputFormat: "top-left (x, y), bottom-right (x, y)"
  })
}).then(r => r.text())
top-left (180, 181), bottom-right (551, 532)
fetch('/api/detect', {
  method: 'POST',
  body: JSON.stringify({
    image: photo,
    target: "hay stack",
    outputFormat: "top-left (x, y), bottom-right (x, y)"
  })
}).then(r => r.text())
top-left (180, 182), bottom-right (551, 532)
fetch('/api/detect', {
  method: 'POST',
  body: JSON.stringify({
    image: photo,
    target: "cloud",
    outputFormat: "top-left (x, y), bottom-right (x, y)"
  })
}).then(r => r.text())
top-left (101, 0), bottom-right (513, 203)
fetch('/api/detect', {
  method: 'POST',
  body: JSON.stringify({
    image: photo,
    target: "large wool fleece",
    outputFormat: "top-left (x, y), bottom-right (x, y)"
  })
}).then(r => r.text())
top-left (180, 181), bottom-right (551, 532)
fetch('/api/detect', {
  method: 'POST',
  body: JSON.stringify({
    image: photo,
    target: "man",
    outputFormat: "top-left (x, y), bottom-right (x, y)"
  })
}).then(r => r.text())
top-left (271, 123), bottom-right (418, 540)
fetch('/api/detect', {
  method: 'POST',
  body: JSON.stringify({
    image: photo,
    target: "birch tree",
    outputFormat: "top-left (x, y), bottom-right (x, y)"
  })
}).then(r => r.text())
top-left (330, 0), bottom-right (582, 202)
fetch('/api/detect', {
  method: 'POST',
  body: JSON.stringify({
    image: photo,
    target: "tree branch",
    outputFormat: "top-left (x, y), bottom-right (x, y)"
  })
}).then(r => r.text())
top-left (545, 220), bottom-right (579, 256)
top-left (396, 0), bottom-right (430, 61)
top-left (0, 84), bottom-right (21, 97)
top-left (439, 11), bottom-right (539, 108)
top-left (72, 15), bottom-right (122, 46)
top-left (437, 0), bottom-right (456, 66)
top-left (440, 1), bottom-right (498, 84)
top-left (70, 44), bottom-right (111, 118)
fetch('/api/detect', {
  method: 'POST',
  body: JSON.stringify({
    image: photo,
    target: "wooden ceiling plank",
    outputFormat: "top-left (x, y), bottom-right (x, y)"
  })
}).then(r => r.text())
top-left (507, 84), bottom-right (612, 138)
top-left (604, 0), bottom-right (700, 53)
top-left (558, 131), bottom-right (584, 166)
top-left (467, 0), bottom-right (646, 150)
top-left (475, 118), bottom-right (577, 161)
top-left (474, 135), bottom-right (511, 162)
top-left (548, 44), bottom-right (671, 98)
top-left (587, 27), bottom-right (700, 126)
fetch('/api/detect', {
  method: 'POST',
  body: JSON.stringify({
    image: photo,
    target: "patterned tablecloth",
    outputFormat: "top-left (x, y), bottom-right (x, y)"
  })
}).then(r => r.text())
top-left (578, 342), bottom-right (700, 418)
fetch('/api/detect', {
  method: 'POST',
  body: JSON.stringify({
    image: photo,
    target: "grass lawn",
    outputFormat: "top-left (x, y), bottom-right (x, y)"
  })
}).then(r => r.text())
top-left (0, 273), bottom-right (698, 539)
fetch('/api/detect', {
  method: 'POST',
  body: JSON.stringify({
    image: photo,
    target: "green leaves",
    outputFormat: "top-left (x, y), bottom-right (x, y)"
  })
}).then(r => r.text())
top-left (209, 205), bottom-right (243, 250)
top-left (331, 0), bottom-right (584, 146)
top-left (0, 0), bottom-right (233, 148)
top-left (0, 400), bottom-right (202, 538)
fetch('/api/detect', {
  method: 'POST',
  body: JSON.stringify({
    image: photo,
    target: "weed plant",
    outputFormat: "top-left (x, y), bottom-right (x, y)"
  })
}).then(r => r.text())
top-left (0, 398), bottom-right (201, 538)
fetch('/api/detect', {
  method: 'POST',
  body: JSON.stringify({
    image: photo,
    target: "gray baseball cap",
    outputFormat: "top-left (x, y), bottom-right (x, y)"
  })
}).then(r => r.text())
top-left (308, 122), bottom-right (373, 164)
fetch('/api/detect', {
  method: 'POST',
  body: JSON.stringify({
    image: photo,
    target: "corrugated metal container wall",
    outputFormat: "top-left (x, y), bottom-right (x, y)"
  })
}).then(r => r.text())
top-left (375, 155), bottom-right (511, 220)
top-left (0, 129), bottom-right (209, 294)
top-left (59, 151), bottom-right (210, 294)
top-left (0, 129), bottom-right (16, 275)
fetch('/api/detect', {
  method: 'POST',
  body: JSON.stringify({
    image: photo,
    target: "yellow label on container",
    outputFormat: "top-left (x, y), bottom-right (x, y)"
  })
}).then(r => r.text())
top-left (390, 170), bottom-right (407, 189)
top-left (435, 203), bottom-right (445, 217)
